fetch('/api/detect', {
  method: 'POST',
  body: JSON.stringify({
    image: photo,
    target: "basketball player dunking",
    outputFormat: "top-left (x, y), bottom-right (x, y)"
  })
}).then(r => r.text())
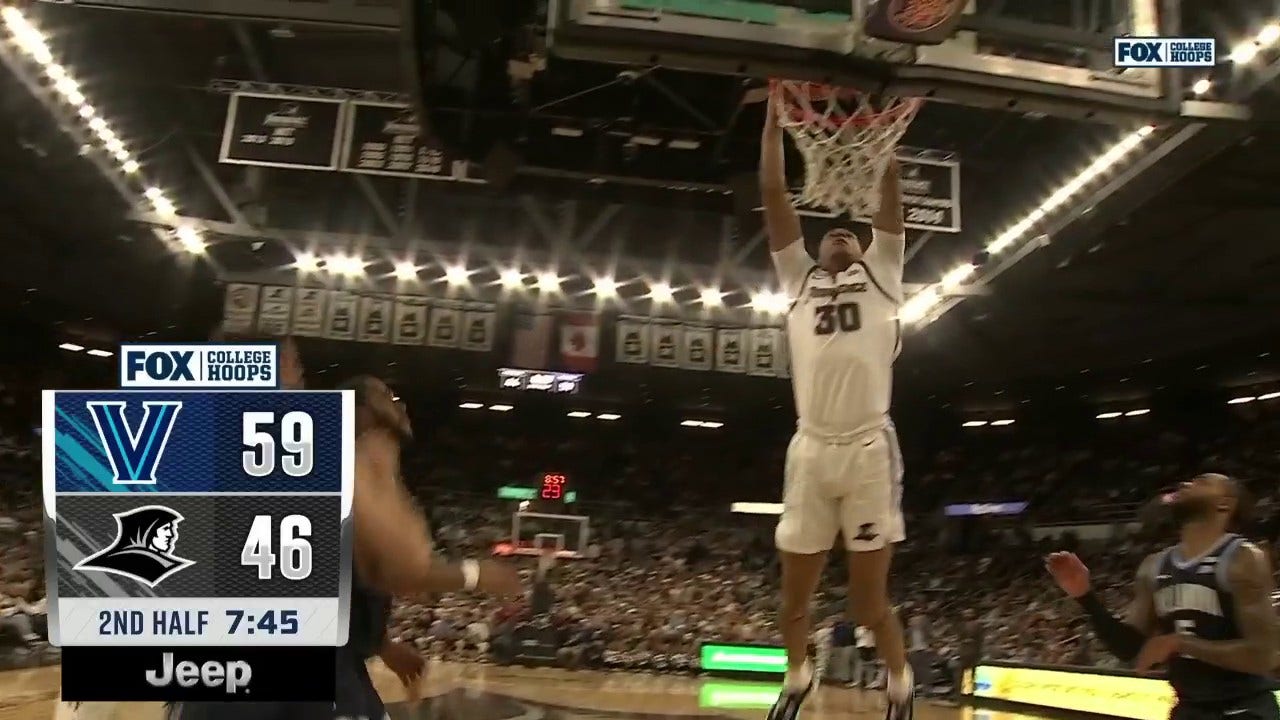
top-left (760, 91), bottom-right (914, 720)
top-left (1048, 473), bottom-right (1279, 720)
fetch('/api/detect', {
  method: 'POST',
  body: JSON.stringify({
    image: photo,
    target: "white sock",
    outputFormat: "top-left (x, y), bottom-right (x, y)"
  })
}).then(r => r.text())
top-left (784, 659), bottom-right (814, 691)
top-left (886, 664), bottom-right (912, 703)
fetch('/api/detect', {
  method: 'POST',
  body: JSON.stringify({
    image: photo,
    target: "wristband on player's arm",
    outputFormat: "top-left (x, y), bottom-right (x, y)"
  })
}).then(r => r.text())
top-left (1075, 591), bottom-right (1145, 661)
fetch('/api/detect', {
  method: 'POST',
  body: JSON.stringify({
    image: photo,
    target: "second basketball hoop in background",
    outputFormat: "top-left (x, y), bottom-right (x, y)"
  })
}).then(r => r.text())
top-left (772, 80), bottom-right (922, 219)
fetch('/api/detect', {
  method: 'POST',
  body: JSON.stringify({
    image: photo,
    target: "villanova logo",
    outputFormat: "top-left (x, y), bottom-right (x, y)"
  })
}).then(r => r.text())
top-left (75, 505), bottom-right (195, 587)
top-left (87, 401), bottom-right (182, 485)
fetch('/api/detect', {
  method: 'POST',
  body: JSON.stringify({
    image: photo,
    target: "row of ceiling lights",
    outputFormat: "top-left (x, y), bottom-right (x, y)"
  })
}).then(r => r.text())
top-left (0, 7), bottom-right (205, 256)
top-left (459, 402), bottom-right (724, 428)
top-left (57, 342), bottom-right (113, 358)
top-left (901, 21), bottom-right (1280, 325)
top-left (9, 5), bottom-right (1280, 328)
top-left (968, 392), bottom-right (1277, 424)
top-left (297, 251), bottom-right (791, 314)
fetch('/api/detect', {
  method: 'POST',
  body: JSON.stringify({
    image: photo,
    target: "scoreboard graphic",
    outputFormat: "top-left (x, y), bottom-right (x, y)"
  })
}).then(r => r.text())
top-left (42, 347), bottom-right (355, 701)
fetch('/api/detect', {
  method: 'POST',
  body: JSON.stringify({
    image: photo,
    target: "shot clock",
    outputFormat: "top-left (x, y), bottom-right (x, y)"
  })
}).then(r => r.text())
top-left (42, 343), bottom-right (355, 702)
top-left (540, 472), bottom-right (569, 501)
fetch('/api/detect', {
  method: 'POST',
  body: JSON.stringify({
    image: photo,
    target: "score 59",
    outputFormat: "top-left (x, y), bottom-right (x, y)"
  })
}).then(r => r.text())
top-left (240, 411), bottom-right (315, 581)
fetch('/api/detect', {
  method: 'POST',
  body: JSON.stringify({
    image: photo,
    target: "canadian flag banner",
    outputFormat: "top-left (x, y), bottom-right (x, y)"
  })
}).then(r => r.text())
top-left (559, 313), bottom-right (599, 372)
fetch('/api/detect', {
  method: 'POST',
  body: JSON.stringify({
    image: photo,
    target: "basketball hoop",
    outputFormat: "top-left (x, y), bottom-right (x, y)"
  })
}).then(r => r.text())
top-left (772, 80), bottom-right (922, 219)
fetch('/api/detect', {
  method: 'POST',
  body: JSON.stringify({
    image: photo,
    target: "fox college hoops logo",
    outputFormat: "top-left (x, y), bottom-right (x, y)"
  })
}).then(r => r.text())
top-left (75, 505), bottom-right (195, 587)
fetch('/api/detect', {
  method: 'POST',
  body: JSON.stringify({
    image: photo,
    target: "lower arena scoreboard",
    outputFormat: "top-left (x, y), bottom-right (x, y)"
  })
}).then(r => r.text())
top-left (42, 387), bottom-right (354, 701)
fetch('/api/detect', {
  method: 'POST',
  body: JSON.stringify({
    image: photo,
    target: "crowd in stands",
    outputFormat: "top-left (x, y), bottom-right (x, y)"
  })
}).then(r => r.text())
top-left (2, 361), bottom-right (1278, 685)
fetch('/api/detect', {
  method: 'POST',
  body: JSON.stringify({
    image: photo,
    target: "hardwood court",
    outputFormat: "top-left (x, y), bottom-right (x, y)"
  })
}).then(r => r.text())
top-left (0, 660), bottom-right (1056, 720)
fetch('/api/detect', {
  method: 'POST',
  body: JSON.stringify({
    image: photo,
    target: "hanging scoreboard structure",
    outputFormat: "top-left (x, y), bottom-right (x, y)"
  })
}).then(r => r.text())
top-left (42, 343), bottom-right (355, 702)
top-left (218, 93), bottom-right (345, 171)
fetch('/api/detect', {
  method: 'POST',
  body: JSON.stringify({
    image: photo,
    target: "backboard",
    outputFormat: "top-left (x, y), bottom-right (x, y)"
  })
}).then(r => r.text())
top-left (547, 0), bottom-right (1185, 123)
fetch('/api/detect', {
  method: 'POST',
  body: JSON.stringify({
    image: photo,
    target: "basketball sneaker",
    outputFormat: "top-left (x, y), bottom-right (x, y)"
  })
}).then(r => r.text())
top-left (766, 660), bottom-right (817, 720)
top-left (884, 665), bottom-right (914, 720)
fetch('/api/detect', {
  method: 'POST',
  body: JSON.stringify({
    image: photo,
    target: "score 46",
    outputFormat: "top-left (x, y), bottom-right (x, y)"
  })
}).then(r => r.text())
top-left (239, 411), bottom-right (316, 581)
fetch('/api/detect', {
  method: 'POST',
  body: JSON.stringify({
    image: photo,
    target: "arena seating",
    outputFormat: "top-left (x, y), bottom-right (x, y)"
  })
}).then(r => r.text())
top-left (1, 367), bottom-right (1276, 677)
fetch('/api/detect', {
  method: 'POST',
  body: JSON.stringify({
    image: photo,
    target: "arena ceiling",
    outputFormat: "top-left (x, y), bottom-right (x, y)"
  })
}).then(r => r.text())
top-left (0, 0), bottom-right (1279, 407)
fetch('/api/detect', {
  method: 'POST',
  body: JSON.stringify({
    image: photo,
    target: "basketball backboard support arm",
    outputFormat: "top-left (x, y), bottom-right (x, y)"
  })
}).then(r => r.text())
top-left (546, 0), bottom-right (1251, 125)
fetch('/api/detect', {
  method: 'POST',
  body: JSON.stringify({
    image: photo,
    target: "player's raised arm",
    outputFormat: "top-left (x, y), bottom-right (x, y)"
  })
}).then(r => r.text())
top-left (1046, 551), bottom-right (1154, 661)
top-left (761, 90), bottom-right (812, 299)
top-left (1173, 542), bottom-right (1278, 675)
top-left (863, 156), bottom-right (905, 284)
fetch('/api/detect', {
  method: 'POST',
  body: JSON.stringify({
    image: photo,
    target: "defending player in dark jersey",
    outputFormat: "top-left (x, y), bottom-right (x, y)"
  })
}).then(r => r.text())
top-left (1047, 473), bottom-right (1279, 720)
top-left (169, 346), bottom-right (521, 720)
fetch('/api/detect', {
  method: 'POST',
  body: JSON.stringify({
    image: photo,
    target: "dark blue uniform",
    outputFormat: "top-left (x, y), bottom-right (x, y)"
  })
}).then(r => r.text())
top-left (1151, 534), bottom-right (1279, 720)
top-left (168, 572), bottom-right (391, 720)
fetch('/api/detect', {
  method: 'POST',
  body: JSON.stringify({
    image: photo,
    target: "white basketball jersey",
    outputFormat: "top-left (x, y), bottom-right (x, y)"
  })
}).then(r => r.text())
top-left (772, 229), bottom-right (904, 434)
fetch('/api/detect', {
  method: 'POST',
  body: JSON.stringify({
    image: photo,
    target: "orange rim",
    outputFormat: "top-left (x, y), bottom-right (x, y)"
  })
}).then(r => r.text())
top-left (770, 79), bottom-right (919, 129)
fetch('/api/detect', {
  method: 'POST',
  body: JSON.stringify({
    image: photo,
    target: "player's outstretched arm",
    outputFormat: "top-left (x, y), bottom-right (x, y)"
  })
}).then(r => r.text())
top-left (760, 90), bottom-right (802, 254)
top-left (1177, 542), bottom-right (1278, 675)
top-left (871, 156), bottom-right (904, 236)
top-left (352, 440), bottom-right (434, 596)
top-left (1046, 551), bottom-right (1153, 662)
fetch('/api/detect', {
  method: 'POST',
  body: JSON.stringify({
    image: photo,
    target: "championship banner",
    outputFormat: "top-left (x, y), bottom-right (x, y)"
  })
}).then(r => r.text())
top-left (255, 286), bottom-right (294, 336)
top-left (356, 295), bottom-right (393, 343)
top-left (715, 328), bottom-right (746, 374)
top-left (891, 154), bottom-right (961, 233)
top-left (392, 297), bottom-right (428, 345)
top-left (324, 290), bottom-right (358, 341)
top-left (339, 101), bottom-right (479, 182)
top-left (650, 321), bottom-right (682, 369)
top-left (748, 328), bottom-right (779, 378)
top-left (43, 343), bottom-right (354, 702)
top-left (460, 306), bottom-right (497, 352)
top-left (290, 288), bottom-right (327, 337)
top-left (218, 93), bottom-right (344, 171)
top-left (221, 283), bottom-right (259, 334)
top-left (615, 318), bottom-right (649, 365)
top-left (427, 302), bottom-right (461, 348)
top-left (680, 325), bottom-right (714, 372)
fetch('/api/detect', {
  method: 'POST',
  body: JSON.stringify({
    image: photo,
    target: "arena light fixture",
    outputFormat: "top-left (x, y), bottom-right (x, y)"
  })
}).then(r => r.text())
top-left (1124, 408), bottom-right (1150, 417)
top-left (1258, 391), bottom-right (1280, 402)
top-left (86, 349), bottom-right (113, 358)
top-left (567, 410), bottom-right (592, 418)
top-left (700, 287), bottom-right (723, 307)
top-left (488, 404), bottom-right (514, 412)
top-left (961, 420), bottom-right (988, 428)
top-left (500, 268), bottom-right (525, 290)
top-left (649, 282), bottom-right (674, 304)
top-left (393, 261), bottom-right (419, 281)
top-left (1259, 23), bottom-right (1280, 47)
top-left (1230, 40), bottom-right (1260, 64)
top-left (537, 272), bottom-right (560, 293)
top-left (458, 402), bottom-right (484, 409)
top-left (1227, 396), bottom-right (1256, 405)
top-left (58, 342), bottom-right (85, 352)
top-left (293, 251), bottom-right (320, 273)
top-left (175, 226), bottom-right (205, 255)
top-left (1191, 78), bottom-right (1212, 96)
top-left (596, 413), bottom-right (621, 421)
top-left (701, 421), bottom-right (724, 429)
top-left (444, 264), bottom-right (470, 286)
top-left (990, 419), bottom-right (1016, 427)
top-left (3, 6), bottom-right (190, 253)
top-left (593, 276), bottom-right (618, 299)
top-left (902, 124), bottom-right (1157, 325)
top-left (1096, 411), bottom-right (1123, 419)
top-left (751, 290), bottom-right (789, 315)
top-left (326, 254), bottom-right (365, 278)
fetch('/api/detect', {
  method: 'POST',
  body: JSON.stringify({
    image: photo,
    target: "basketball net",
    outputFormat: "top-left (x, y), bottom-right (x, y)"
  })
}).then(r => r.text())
top-left (773, 80), bottom-right (922, 219)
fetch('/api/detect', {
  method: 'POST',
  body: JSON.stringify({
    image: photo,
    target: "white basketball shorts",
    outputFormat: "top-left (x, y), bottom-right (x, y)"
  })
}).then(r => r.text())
top-left (774, 421), bottom-right (905, 554)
